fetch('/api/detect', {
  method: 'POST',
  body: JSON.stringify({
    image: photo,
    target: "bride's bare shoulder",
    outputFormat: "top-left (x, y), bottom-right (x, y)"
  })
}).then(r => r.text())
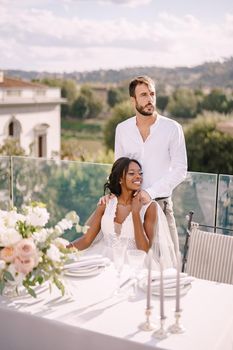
top-left (145, 201), bottom-right (157, 217)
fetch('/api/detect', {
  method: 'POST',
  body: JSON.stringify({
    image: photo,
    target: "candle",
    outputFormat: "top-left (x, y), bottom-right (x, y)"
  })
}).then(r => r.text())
top-left (175, 251), bottom-right (181, 312)
top-left (160, 257), bottom-right (165, 319)
top-left (146, 248), bottom-right (152, 310)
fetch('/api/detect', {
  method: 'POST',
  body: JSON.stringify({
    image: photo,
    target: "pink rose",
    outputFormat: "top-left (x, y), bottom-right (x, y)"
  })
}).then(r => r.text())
top-left (0, 247), bottom-right (15, 263)
top-left (14, 256), bottom-right (35, 275)
top-left (15, 239), bottom-right (37, 260)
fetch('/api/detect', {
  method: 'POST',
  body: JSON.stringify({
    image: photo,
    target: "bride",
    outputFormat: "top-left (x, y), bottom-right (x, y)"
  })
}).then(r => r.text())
top-left (68, 157), bottom-right (177, 269)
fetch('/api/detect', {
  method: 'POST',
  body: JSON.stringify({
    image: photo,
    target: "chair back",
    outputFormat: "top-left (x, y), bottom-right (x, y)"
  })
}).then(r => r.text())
top-left (186, 227), bottom-right (233, 284)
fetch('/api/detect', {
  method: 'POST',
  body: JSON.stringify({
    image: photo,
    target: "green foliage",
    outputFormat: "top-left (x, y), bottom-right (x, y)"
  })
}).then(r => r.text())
top-left (0, 138), bottom-right (25, 156)
top-left (16, 221), bottom-right (36, 238)
top-left (107, 87), bottom-right (127, 107)
top-left (185, 112), bottom-right (233, 174)
top-left (41, 78), bottom-right (77, 103)
top-left (84, 149), bottom-right (114, 164)
top-left (71, 86), bottom-right (103, 119)
top-left (88, 98), bottom-right (103, 119)
top-left (61, 80), bottom-right (78, 104)
top-left (61, 119), bottom-right (101, 133)
top-left (72, 95), bottom-right (89, 119)
top-left (201, 89), bottom-right (229, 114)
top-left (40, 78), bottom-right (78, 117)
top-left (104, 100), bottom-right (134, 150)
top-left (227, 98), bottom-right (233, 113)
top-left (156, 95), bottom-right (169, 113)
top-left (167, 88), bottom-right (199, 118)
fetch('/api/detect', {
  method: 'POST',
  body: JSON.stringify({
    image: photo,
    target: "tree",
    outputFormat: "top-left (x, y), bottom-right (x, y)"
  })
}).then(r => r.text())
top-left (167, 88), bottom-right (198, 119)
top-left (40, 78), bottom-right (78, 117)
top-left (88, 98), bottom-right (103, 119)
top-left (227, 96), bottom-right (233, 113)
top-left (71, 95), bottom-right (89, 119)
top-left (156, 95), bottom-right (169, 113)
top-left (71, 86), bottom-right (103, 119)
top-left (107, 87), bottom-right (127, 108)
top-left (201, 89), bottom-right (228, 114)
top-left (185, 112), bottom-right (233, 174)
top-left (61, 80), bottom-right (78, 104)
top-left (104, 101), bottom-right (134, 150)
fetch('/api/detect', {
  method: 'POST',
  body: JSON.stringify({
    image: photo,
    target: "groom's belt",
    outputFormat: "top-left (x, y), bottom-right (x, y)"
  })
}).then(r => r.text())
top-left (154, 196), bottom-right (170, 201)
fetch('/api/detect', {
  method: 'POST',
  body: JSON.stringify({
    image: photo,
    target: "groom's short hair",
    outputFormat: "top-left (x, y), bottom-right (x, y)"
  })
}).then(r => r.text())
top-left (129, 76), bottom-right (155, 97)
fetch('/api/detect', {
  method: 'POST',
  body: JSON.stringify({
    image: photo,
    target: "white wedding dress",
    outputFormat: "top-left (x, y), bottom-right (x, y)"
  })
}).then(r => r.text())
top-left (91, 197), bottom-right (177, 270)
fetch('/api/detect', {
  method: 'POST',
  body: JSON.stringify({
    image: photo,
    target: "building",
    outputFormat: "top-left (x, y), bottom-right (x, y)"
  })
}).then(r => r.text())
top-left (0, 72), bottom-right (66, 158)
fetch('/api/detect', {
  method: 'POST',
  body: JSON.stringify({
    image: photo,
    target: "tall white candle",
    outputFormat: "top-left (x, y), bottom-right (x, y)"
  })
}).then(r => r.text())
top-left (175, 251), bottom-right (181, 312)
top-left (146, 248), bottom-right (152, 310)
top-left (160, 257), bottom-right (165, 319)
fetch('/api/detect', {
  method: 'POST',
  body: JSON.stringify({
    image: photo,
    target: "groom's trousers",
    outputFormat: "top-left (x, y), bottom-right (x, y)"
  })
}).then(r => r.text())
top-left (155, 197), bottom-right (179, 255)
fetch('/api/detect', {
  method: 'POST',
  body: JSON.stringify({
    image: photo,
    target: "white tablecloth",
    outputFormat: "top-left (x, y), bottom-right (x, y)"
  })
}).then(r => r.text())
top-left (0, 263), bottom-right (233, 350)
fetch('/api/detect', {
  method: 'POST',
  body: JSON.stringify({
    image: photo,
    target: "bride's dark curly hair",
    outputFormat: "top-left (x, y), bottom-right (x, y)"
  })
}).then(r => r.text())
top-left (104, 157), bottom-right (142, 196)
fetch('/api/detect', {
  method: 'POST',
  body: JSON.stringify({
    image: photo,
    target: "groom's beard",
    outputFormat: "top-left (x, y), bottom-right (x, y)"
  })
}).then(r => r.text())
top-left (135, 102), bottom-right (155, 116)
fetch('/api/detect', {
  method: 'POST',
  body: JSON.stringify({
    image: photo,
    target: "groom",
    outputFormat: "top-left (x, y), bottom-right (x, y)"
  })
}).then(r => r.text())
top-left (114, 76), bottom-right (187, 253)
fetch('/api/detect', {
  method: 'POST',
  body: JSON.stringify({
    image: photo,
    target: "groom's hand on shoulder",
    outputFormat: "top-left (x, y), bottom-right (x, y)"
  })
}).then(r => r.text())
top-left (98, 193), bottom-right (115, 205)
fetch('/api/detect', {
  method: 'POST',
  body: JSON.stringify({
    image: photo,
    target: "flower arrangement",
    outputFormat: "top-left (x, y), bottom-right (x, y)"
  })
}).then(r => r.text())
top-left (0, 202), bottom-right (86, 298)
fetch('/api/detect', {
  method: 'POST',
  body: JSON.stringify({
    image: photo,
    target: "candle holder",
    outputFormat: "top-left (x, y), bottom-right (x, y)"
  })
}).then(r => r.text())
top-left (153, 316), bottom-right (169, 339)
top-left (168, 310), bottom-right (185, 334)
top-left (139, 307), bottom-right (157, 331)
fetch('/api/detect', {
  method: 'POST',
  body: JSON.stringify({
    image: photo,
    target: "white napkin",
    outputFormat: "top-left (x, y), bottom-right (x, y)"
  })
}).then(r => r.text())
top-left (139, 268), bottom-right (195, 292)
top-left (151, 268), bottom-right (187, 281)
top-left (151, 276), bottom-right (195, 290)
top-left (64, 254), bottom-right (110, 271)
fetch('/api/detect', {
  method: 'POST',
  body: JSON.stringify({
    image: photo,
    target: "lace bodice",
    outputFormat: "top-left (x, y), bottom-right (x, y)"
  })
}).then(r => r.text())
top-left (101, 197), bottom-right (151, 249)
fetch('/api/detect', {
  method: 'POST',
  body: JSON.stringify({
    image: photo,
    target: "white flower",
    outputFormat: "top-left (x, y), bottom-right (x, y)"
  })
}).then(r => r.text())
top-left (54, 225), bottom-right (63, 235)
top-left (0, 210), bottom-right (25, 228)
top-left (54, 237), bottom-right (69, 249)
top-left (25, 206), bottom-right (50, 227)
top-left (0, 260), bottom-right (6, 270)
top-left (0, 203), bottom-right (83, 297)
top-left (82, 225), bottom-right (89, 234)
top-left (46, 244), bottom-right (63, 262)
top-left (65, 211), bottom-right (80, 224)
top-left (57, 218), bottom-right (73, 231)
top-left (0, 228), bottom-right (22, 247)
top-left (32, 228), bottom-right (49, 244)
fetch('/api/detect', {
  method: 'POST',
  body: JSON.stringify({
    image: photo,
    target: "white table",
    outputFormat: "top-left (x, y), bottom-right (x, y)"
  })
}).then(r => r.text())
top-left (0, 264), bottom-right (233, 350)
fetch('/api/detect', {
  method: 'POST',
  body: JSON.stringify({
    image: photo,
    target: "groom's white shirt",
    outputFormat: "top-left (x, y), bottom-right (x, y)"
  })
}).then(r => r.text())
top-left (115, 114), bottom-right (187, 199)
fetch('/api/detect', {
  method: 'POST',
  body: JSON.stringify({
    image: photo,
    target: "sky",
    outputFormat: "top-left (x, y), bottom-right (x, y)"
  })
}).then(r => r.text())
top-left (0, 0), bottom-right (233, 73)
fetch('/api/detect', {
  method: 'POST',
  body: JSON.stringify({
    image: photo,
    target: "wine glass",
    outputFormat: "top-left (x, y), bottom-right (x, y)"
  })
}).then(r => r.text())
top-left (127, 249), bottom-right (146, 298)
top-left (112, 237), bottom-right (128, 296)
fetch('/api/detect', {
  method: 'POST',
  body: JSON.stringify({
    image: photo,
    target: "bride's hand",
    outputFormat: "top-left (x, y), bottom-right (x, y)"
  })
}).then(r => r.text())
top-left (132, 192), bottom-right (143, 213)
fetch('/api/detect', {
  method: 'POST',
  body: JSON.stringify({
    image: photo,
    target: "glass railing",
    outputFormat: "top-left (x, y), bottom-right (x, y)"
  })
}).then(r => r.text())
top-left (217, 174), bottom-right (233, 234)
top-left (0, 156), bottom-right (232, 249)
top-left (173, 172), bottom-right (219, 250)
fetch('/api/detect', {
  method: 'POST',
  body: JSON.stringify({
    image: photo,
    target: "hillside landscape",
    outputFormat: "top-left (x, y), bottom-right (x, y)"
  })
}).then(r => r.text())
top-left (5, 57), bottom-right (233, 90)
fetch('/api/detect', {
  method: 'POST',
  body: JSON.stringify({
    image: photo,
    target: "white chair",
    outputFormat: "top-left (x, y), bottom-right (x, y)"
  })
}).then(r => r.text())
top-left (185, 225), bottom-right (233, 284)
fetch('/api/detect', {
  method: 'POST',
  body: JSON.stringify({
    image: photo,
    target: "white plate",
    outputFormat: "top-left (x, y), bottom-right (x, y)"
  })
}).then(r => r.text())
top-left (65, 266), bottom-right (105, 277)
